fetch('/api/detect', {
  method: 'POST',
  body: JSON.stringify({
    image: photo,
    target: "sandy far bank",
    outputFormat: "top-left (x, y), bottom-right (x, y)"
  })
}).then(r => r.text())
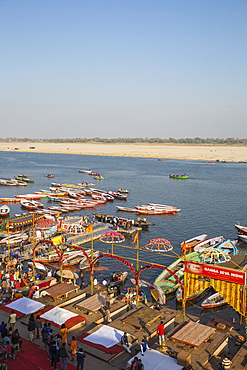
top-left (0, 142), bottom-right (247, 162)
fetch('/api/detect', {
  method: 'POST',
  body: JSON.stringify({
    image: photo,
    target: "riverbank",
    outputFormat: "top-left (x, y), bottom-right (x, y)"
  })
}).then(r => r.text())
top-left (1, 142), bottom-right (247, 162)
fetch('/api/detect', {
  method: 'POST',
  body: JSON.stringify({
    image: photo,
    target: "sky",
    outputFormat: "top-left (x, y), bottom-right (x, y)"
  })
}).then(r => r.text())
top-left (1, 0), bottom-right (247, 139)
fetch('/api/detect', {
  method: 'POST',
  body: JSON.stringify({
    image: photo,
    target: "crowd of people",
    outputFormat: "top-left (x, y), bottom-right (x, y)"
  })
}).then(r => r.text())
top-left (0, 312), bottom-right (86, 369)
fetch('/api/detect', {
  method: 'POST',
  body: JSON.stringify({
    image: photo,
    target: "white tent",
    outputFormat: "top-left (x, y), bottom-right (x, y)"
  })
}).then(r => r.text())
top-left (40, 306), bottom-right (78, 326)
top-left (84, 325), bottom-right (125, 348)
top-left (128, 349), bottom-right (183, 370)
top-left (6, 297), bottom-right (45, 315)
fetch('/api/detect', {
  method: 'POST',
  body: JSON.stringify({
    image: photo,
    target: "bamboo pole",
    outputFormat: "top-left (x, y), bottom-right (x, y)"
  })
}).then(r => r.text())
top-left (90, 225), bottom-right (94, 296)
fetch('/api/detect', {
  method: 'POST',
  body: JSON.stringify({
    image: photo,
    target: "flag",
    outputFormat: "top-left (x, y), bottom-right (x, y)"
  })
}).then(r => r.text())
top-left (85, 223), bottom-right (93, 233)
top-left (132, 231), bottom-right (139, 244)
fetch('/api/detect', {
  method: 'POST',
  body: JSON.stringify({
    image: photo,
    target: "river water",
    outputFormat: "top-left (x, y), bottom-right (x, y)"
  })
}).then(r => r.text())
top-left (0, 151), bottom-right (247, 323)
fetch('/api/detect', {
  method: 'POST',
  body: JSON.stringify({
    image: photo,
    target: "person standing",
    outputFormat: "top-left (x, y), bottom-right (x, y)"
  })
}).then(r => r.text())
top-left (59, 323), bottom-right (68, 345)
top-left (8, 310), bottom-right (17, 330)
top-left (11, 328), bottom-right (23, 351)
top-left (76, 347), bottom-right (86, 370)
top-left (70, 336), bottom-right (78, 361)
top-left (121, 332), bottom-right (132, 353)
top-left (105, 293), bottom-right (112, 323)
top-left (34, 315), bottom-right (42, 339)
top-left (156, 321), bottom-right (165, 346)
top-left (27, 313), bottom-right (36, 342)
top-left (50, 339), bottom-right (59, 370)
top-left (59, 342), bottom-right (69, 370)
top-left (221, 357), bottom-right (232, 369)
top-left (137, 358), bottom-right (144, 369)
top-left (130, 357), bottom-right (139, 370)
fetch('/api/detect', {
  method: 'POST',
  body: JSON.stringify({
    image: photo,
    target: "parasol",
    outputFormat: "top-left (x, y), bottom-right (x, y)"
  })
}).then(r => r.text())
top-left (99, 231), bottom-right (125, 243)
top-left (144, 238), bottom-right (173, 252)
top-left (200, 248), bottom-right (231, 264)
top-left (56, 270), bottom-right (79, 279)
top-left (99, 231), bottom-right (125, 255)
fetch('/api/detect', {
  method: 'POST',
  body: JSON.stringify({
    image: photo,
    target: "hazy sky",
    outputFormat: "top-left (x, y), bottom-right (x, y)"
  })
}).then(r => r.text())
top-left (1, 0), bottom-right (247, 139)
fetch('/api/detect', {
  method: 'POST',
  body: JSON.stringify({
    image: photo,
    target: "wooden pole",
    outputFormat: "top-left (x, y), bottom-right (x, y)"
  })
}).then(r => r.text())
top-left (135, 237), bottom-right (139, 307)
top-left (90, 225), bottom-right (94, 296)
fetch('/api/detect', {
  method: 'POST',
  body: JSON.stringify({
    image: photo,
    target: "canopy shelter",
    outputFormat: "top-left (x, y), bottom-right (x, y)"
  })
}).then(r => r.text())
top-left (40, 306), bottom-right (78, 326)
top-left (144, 238), bottom-right (173, 252)
top-left (170, 321), bottom-right (216, 347)
top-left (75, 293), bottom-right (105, 314)
top-left (44, 282), bottom-right (79, 301)
top-left (6, 297), bottom-right (45, 315)
top-left (83, 324), bottom-right (125, 348)
top-left (128, 349), bottom-right (182, 370)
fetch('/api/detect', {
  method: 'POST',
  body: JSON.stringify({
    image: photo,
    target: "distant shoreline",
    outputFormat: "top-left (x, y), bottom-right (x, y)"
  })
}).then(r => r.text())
top-left (0, 142), bottom-right (247, 162)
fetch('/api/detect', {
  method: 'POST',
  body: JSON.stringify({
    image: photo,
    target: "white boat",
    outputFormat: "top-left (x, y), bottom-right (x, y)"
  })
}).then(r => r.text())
top-left (238, 234), bottom-right (247, 243)
top-left (78, 169), bottom-right (92, 174)
top-left (180, 234), bottom-right (208, 251)
top-left (20, 199), bottom-right (43, 210)
top-left (194, 236), bottom-right (224, 253)
top-left (0, 232), bottom-right (29, 245)
top-left (79, 250), bottom-right (100, 269)
top-left (116, 206), bottom-right (137, 212)
top-left (201, 292), bottom-right (227, 308)
top-left (0, 205), bottom-right (10, 217)
top-left (234, 224), bottom-right (247, 236)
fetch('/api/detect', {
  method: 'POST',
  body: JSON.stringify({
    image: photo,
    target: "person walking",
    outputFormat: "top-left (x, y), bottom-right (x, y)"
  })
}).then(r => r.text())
top-left (156, 321), bottom-right (165, 346)
top-left (8, 310), bottom-right (17, 330)
top-left (76, 347), bottom-right (86, 370)
top-left (59, 323), bottom-right (68, 345)
top-left (59, 342), bottom-right (69, 370)
top-left (27, 313), bottom-right (36, 342)
top-left (121, 332), bottom-right (132, 353)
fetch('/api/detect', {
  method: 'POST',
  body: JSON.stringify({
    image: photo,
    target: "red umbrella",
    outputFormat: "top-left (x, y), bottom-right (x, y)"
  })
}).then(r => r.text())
top-left (144, 238), bottom-right (173, 252)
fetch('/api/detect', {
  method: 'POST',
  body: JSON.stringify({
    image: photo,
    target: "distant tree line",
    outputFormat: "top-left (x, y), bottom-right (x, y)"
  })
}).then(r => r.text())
top-left (1, 137), bottom-right (247, 145)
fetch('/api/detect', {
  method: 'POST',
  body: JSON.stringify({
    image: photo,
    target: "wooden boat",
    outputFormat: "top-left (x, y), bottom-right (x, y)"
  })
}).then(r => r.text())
top-left (193, 236), bottom-right (224, 253)
top-left (20, 199), bottom-right (40, 210)
top-left (116, 206), bottom-right (137, 212)
top-left (15, 194), bottom-right (44, 200)
top-left (154, 252), bottom-right (202, 295)
top-left (10, 179), bottom-right (27, 186)
top-left (201, 292), bottom-right (227, 308)
top-left (0, 179), bottom-right (17, 186)
top-left (94, 176), bottom-right (104, 180)
top-left (79, 250), bottom-right (100, 269)
top-left (62, 250), bottom-right (89, 267)
top-left (46, 174), bottom-right (54, 178)
top-left (238, 234), bottom-right (247, 243)
top-left (176, 286), bottom-right (212, 303)
top-left (135, 205), bottom-right (178, 215)
top-left (0, 198), bottom-right (21, 203)
top-left (206, 162), bottom-right (215, 165)
top-left (148, 203), bottom-right (181, 212)
top-left (234, 224), bottom-right (247, 236)
top-left (0, 205), bottom-right (10, 217)
top-left (93, 213), bottom-right (152, 228)
top-left (14, 176), bottom-right (34, 183)
top-left (118, 189), bottom-right (129, 194)
top-left (180, 234), bottom-right (208, 253)
top-left (108, 191), bottom-right (127, 200)
top-left (107, 271), bottom-right (128, 290)
top-left (169, 174), bottom-right (189, 179)
top-left (0, 232), bottom-right (29, 245)
top-left (216, 239), bottom-right (238, 255)
top-left (91, 194), bottom-right (107, 203)
top-left (78, 169), bottom-right (92, 174)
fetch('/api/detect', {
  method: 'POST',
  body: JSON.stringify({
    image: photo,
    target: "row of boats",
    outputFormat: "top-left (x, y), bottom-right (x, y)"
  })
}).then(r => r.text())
top-left (153, 228), bottom-right (247, 309)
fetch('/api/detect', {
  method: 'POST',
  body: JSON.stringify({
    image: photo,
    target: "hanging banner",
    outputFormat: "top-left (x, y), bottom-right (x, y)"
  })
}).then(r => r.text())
top-left (184, 261), bottom-right (246, 285)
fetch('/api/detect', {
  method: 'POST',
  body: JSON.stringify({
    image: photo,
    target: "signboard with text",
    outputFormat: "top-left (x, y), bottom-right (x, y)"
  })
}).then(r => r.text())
top-left (184, 261), bottom-right (246, 285)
